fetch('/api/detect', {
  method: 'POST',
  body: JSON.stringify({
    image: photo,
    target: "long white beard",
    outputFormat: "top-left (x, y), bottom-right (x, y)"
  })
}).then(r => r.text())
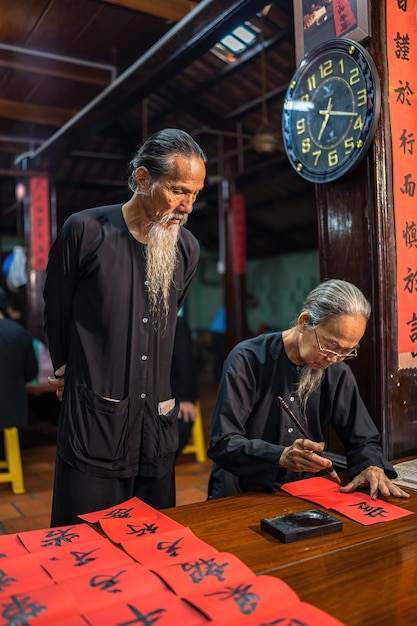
top-left (145, 214), bottom-right (187, 324)
top-left (297, 367), bottom-right (325, 418)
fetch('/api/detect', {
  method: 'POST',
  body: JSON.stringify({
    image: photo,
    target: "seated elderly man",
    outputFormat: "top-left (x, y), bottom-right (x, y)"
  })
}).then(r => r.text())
top-left (207, 279), bottom-right (409, 501)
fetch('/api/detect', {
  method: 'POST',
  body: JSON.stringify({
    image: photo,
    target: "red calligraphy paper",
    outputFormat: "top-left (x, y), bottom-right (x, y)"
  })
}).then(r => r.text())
top-left (0, 583), bottom-right (81, 625)
top-left (281, 477), bottom-right (413, 525)
top-left (99, 513), bottom-right (185, 544)
top-left (122, 526), bottom-right (216, 568)
top-left (0, 533), bottom-right (28, 557)
top-left (185, 574), bottom-right (299, 623)
top-left (0, 495), bottom-right (350, 626)
top-left (38, 537), bottom-right (133, 582)
top-left (78, 496), bottom-right (159, 523)
top-left (17, 523), bottom-right (102, 553)
top-left (0, 552), bottom-right (52, 595)
top-left (82, 588), bottom-right (207, 626)
top-left (60, 561), bottom-right (166, 613)
top-left (154, 551), bottom-right (254, 596)
top-left (213, 600), bottom-right (346, 626)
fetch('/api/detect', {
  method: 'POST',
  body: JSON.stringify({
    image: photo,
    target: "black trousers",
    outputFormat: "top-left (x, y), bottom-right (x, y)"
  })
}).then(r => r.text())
top-left (50, 455), bottom-right (176, 527)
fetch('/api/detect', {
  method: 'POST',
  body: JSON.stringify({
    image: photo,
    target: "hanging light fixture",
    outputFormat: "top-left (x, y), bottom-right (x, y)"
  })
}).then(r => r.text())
top-left (252, 32), bottom-right (280, 153)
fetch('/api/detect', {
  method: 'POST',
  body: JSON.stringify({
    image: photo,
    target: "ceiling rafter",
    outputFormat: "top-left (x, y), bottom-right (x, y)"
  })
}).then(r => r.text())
top-left (0, 98), bottom-right (76, 126)
top-left (101, 0), bottom-right (198, 21)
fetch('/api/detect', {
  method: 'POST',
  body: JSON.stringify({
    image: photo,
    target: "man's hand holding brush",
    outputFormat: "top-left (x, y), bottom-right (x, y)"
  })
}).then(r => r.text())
top-left (279, 438), bottom-right (334, 476)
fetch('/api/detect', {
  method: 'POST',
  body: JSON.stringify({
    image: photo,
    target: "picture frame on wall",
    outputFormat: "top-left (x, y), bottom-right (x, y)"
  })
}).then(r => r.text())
top-left (293, 0), bottom-right (370, 65)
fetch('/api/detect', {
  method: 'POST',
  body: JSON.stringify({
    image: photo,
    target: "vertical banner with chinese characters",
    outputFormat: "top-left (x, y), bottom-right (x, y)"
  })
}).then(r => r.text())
top-left (30, 176), bottom-right (50, 272)
top-left (386, 0), bottom-right (417, 369)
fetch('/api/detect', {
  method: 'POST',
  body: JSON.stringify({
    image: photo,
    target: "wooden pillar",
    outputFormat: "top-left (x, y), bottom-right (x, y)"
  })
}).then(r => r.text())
top-left (316, 1), bottom-right (417, 459)
top-left (220, 134), bottom-right (248, 356)
top-left (222, 177), bottom-right (248, 356)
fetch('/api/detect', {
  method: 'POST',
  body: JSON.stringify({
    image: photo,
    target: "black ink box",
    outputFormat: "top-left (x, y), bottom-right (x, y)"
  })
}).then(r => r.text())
top-left (261, 508), bottom-right (343, 543)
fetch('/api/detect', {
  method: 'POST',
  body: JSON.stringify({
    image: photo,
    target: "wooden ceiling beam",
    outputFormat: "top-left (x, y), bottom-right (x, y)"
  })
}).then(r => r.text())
top-left (0, 55), bottom-right (111, 87)
top-left (0, 99), bottom-right (76, 126)
top-left (101, 0), bottom-right (197, 21)
top-left (23, 0), bottom-right (270, 169)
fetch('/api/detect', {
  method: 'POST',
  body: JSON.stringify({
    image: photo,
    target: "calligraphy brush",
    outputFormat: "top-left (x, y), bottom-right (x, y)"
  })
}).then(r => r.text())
top-left (277, 395), bottom-right (341, 484)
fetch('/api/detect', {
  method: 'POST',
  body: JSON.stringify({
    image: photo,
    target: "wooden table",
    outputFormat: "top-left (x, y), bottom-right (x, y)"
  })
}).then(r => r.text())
top-left (163, 485), bottom-right (417, 625)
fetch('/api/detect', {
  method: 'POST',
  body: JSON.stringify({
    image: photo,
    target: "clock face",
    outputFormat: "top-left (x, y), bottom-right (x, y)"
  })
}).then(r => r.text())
top-left (282, 38), bottom-right (381, 183)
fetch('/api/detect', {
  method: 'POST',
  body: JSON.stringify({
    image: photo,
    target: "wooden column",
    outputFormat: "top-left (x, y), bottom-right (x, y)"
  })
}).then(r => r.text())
top-left (222, 177), bottom-right (248, 356)
top-left (316, 2), bottom-right (417, 459)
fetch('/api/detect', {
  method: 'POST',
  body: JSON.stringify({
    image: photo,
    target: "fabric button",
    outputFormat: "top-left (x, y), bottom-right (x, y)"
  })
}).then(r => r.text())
top-left (141, 355), bottom-right (148, 361)
top-left (287, 427), bottom-right (294, 433)
top-left (142, 317), bottom-right (148, 323)
top-left (290, 396), bottom-right (295, 402)
top-left (140, 393), bottom-right (146, 399)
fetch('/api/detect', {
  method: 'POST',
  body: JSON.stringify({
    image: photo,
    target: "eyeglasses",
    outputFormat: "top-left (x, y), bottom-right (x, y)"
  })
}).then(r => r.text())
top-left (313, 327), bottom-right (358, 360)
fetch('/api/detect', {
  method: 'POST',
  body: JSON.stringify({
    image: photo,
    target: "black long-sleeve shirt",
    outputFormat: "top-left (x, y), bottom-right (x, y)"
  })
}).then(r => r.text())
top-left (208, 332), bottom-right (396, 498)
top-left (0, 318), bottom-right (38, 427)
top-left (43, 203), bottom-right (199, 479)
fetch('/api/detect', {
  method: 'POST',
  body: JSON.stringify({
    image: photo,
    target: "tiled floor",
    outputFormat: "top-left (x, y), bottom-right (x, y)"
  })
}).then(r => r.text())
top-left (0, 382), bottom-right (217, 534)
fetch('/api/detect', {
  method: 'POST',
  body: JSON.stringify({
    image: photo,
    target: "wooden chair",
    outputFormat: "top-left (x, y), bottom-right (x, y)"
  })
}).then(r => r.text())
top-left (181, 401), bottom-right (207, 462)
top-left (0, 427), bottom-right (25, 494)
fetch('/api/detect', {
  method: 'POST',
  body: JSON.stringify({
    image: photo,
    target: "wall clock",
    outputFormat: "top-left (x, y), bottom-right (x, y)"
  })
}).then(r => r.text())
top-left (282, 38), bottom-right (381, 183)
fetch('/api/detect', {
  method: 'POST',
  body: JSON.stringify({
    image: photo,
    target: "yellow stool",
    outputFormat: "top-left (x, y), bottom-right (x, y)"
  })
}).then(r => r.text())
top-left (0, 427), bottom-right (25, 494)
top-left (181, 401), bottom-right (207, 462)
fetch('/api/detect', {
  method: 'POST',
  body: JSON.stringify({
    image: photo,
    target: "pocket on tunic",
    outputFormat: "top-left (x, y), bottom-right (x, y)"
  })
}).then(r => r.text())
top-left (74, 384), bottom-right (130, 462)
top-left (157, 402), bottom-right (180, 456)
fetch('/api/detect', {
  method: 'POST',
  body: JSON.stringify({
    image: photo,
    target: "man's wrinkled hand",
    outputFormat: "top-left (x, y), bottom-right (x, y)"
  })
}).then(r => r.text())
top-left (178, 401), bottom-right (197, 423)
top-left (48, 364), bottom-right (66, 401)
top-left (279, 438), bottom-right (331, 473)
top-left (340, 465), bottom-right (410, 500)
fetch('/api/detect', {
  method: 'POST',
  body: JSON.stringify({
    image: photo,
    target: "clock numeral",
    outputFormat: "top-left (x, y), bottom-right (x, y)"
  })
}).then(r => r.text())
top-left (338, 59), bottom-right (345, 74)
top-left (296, 118), bottom-right (306, 134)
top-left (307, 74), bottom-right (316, 92)
top-left (353, 115), bottom-right (364, 131)
top-left (319, 59), bottom-right (333, 78)
top-left (312, 150), bottom-right (321, 166)
top-left (356, 88), bottom-right (367, 107)
top-left (344, 137), bottom-right (355, 154)
top-left (301, 137), bottom-right (311, 153)
top-left (328, 150), bottom-right (339, 167)
top-left (349, 67), bottom-right (360, 85)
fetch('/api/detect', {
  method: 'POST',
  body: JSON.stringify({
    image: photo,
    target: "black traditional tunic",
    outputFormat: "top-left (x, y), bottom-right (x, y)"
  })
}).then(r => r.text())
top-left (0, 318), bottom-right (38, 427)
top-left (208, 332), bottom-right (396, 498)
top-left (43, 204), bottom-right (199, 516)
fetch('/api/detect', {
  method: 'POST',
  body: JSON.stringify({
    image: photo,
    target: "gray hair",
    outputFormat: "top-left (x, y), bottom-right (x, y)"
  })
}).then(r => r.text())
top-left (301, 279), bottom-right (371, 327)
top-left (128, 128), bottom-right (207, 193)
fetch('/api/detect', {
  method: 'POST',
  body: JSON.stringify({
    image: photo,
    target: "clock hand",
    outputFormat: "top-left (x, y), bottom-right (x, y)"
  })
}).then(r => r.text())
top-left (318, 110), bottom-right (359, 117)
top-left (317, 97), bottom-right (332, 141)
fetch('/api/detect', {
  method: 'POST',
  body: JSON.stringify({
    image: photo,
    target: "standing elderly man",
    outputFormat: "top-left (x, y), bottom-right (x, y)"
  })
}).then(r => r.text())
top-left (208, 279), bottom-right (409, 501)
top-left (44, 128), bottom-right (206, 526)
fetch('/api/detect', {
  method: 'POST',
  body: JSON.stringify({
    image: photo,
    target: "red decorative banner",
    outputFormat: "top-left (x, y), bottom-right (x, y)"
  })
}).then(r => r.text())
top-left (30, 176), bottom-right (50, 271)
top-left (386, 0), bottom-right (417, 368)
top-left (331, 0), bottom-right (357, 37)
top-left (231, 193), bottom-right (246, 275)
